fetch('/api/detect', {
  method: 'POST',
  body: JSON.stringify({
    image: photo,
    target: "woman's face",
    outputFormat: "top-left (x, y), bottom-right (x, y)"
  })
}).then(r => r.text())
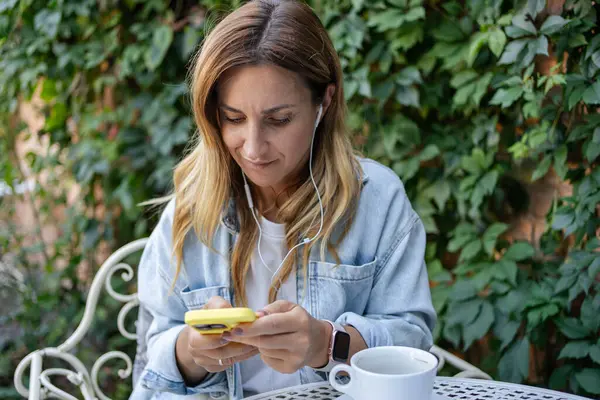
top-left (217, 64), bottom-right (321, 192)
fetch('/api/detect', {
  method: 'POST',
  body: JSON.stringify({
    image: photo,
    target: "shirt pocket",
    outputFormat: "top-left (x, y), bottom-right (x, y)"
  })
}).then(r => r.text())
top-left (308, 258), bottom-right (377, 321)
top-left (180, 285), bottom-right (231, 310)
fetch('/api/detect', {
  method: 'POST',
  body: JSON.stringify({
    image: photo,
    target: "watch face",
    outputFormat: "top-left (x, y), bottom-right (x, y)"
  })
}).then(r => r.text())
top-left (332, 331), bottom-right (351, 362)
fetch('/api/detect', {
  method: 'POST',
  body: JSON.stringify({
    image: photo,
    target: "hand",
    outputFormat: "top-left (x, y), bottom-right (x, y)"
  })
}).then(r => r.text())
top-left (177, 296), bottom-right (259, 378)
top-left (223, 300), bottom-right (332, 374)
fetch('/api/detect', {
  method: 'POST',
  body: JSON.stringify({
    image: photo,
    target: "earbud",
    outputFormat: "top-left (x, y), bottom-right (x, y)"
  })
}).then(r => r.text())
top-left (243, 104), bottom-right (325, 282)
top-left (315, 104), bottom-right (323, 130)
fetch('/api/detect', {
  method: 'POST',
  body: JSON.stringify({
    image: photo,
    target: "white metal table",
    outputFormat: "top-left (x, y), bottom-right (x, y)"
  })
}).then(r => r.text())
top-left (244, 378), bottom-right (593, 400)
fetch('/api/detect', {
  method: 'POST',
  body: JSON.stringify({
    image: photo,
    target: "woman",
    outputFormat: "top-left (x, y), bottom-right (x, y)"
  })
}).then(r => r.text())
top-left (131, 0), bottom-right (436, 399)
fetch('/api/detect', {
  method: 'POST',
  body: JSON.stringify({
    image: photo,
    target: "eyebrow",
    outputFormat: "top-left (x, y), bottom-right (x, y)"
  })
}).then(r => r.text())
top-left (220, 104), bottom-right (296, 114)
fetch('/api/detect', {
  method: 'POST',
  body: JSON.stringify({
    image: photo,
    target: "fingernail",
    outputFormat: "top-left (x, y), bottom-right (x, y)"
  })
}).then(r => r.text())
top-left (256, 310), bottom-right (269, 317)
top-left (232, 328), bottom-right (243, 335)
top-left (221, 332), bottom-right (232, 343)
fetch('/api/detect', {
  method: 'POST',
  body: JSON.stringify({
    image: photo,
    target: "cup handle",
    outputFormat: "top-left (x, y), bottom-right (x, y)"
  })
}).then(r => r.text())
top-left (329, 364), bottom-right (354, 394)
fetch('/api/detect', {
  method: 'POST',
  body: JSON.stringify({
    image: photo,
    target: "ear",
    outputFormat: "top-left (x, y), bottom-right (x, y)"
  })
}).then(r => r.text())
top-left (320, 83), bottom-right (336, 120)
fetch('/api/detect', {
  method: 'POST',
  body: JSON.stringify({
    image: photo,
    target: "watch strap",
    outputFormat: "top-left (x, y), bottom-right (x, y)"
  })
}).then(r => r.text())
top-left (312, 320), bottom-right (347, 372)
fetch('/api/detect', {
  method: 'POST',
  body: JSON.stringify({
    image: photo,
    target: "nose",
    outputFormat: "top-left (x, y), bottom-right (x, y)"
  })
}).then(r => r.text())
top-left (242, 123), bottom-right (268, 161)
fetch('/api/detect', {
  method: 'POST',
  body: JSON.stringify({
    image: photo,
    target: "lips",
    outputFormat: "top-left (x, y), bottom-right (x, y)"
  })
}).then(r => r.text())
top-left (244, 158), bottom-right (275, 169)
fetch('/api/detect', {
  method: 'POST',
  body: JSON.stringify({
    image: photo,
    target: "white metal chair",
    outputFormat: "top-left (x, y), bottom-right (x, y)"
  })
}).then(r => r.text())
top-left (14, 238), bottom-right (491, 400)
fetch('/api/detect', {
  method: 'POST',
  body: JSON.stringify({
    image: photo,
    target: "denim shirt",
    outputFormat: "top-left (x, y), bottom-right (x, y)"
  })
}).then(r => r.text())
top-left (130, 158), bottom-right (436, 400)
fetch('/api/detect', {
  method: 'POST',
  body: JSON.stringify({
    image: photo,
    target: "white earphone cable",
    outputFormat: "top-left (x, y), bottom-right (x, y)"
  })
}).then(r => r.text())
top-left (242, 104), bottom-right (324, 282)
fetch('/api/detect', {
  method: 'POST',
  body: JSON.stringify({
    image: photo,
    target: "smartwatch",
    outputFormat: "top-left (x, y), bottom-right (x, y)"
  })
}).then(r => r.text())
top-left (313, 320), bottom-right (351, 372)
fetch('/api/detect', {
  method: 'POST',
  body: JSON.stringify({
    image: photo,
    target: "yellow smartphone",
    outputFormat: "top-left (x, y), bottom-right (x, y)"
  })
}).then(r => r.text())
top-left (184, 308), bottom-right (257, 334)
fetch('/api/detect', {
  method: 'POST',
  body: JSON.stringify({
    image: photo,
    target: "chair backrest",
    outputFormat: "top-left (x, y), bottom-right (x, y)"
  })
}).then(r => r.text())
top-left (14, 238), bottom-right (149, 400)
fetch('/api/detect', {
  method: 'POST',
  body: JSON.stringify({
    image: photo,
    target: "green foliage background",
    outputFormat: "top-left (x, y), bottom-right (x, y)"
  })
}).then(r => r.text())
top-left (1, 0), bottom-right (599, 398)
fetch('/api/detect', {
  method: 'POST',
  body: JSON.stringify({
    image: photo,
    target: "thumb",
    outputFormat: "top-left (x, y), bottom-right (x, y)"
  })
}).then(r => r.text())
top-left (204, 296), bottom-right (232, 310)
top-left (258, 300), bottom-right (296, 316)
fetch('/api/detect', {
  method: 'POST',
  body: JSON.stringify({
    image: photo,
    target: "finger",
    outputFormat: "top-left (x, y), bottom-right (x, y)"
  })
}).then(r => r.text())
top-left (258, 347), bottom-right (290, 360)
top-left (223, 333), bottom-right (297, 350)
top-left (233, 313), bottom-right (298, 337)
top-left (187, 329), bottom-right (229, 351)
top-left (200, 348), bottom-right (260, 372)
top-left (260, 300), bottom-right (295, 315)
top-left (260, 354), bottom-right (298, 374)
top-left (202, 343), bottom-right (257, 361)
top-left (203, 296), bottom-right (232, 310)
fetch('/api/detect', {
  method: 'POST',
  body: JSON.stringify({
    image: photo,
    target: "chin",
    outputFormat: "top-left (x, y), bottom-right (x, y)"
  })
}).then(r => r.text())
top-left (243, 170), bottom-right (280, 187)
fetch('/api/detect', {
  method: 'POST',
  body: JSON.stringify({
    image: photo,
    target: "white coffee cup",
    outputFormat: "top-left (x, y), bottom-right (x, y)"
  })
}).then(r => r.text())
top-left (328, 346), bottom-right (438, 400)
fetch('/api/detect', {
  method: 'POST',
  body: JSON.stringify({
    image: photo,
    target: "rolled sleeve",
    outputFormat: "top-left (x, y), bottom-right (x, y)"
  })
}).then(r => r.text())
top-left (139, 325), bottom-right (228, 396)
top-left (133, 199), bottom-right (229, 398)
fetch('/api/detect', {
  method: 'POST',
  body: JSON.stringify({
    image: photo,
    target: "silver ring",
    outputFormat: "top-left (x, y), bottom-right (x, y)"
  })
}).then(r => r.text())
top-left (218, 359), bottom-right (223, 366)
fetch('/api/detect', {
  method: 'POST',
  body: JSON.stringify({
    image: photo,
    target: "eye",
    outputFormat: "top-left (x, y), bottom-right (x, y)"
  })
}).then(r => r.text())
top-left (268, 116), bottom-right (292, 126)
top-left (224, 116), bottom-right (245, 124)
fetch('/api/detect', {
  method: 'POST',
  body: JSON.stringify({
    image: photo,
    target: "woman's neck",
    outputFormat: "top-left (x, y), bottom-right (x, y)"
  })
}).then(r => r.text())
top-left (255, 185), bottom-right (290, 223)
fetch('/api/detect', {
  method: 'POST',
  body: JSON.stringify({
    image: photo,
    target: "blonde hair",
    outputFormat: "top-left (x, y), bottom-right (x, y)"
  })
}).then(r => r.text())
top-left (167, 0), bottom-right (362, 305)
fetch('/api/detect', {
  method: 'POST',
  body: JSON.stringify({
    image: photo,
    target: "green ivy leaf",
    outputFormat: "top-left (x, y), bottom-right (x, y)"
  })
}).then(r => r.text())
top-left (443, 323), bottom-right (461, 348)
top-left (489, 28), bottom-right (507, 57)
top-left (490, 281), bottom-right (512, 295)
top-left (590, 346), bottom-right (600, 364)
top-left (494, 316), bottom-right (521, 351)
top-left (396, 66), bottom-right (423, 85)
top-left (580, 296), bottom-right (600, 332)
top-left (45, 103), bottom-right (68, 131)
top-left (418, 144), bottom-right (440, 161)
top-left (496, 259), bottom-right (518, 286)
top-left (34, 10), bottom-right (61, 39)
top-left (527, 303), bottom-right (559, 331)
top-left (532, 155), bottom-right (552, 181)
top-left (393, 158), bottom-right (420, 180)
top-left (428, 260), bottom-right (453, 284)
top-left (468, 31), bottom-right (489, 66)
top-left (431, 284), bottom-right (451, 315)
top-left (554, 145), bottom-right (568, 180)
top-left (583, 81), bottom-right (600, 105)
top-left (496, 288), bottom-right (527, 315)
top-left (555, 318), bottom-right (591, 339)
top-left (498, 337), bottom-right (530, 383)
top-left (552, 211), bottom-right (574, 231)
top-left (589, 257), bottom-right (600, 280)
top-left (182, 26), bottom-right (201, 59)
top-left (535, 35), bottom-right (549, 56)
top-left (554, 273), bottom-right (577, 294)
top-left (585, 139), bottom-right (600, 162)
top-left (483, 223), bottom-right (508, 255)
top-left (395, 86), bottom-right (420, 107)
top-left (449, 280), bottom-right (478, 301)
top-left (525, 0), bottom-right (545, 19)
top-left (145, 24), bottom-right (173, 71)
top-left (498, 39), bottom-right (528, 65)
top-left (504, 241), bottom-right (535, 261)
top-left (463, 300), bottom-right (494, 350)
top-left (459, 239), bottom-right (483, 263)
top-left (428, 180), bottom-right (451, 210)
top-left (508, 14), bottom-right (537, 37)
top-left (448, 235), bottom-right (474, 253)
top-left (490, 86), bottom-right (524, 108)
top-left (540, 15), bottom-right (568, 35)
top-left (0, 0), bottom-right (18, 12)
top-left (40, 79), bottom-right (58, 101)
top-left (575, 369), bottom-right (600, 395)
top-left (446, 298), bottom-right (483, 327)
